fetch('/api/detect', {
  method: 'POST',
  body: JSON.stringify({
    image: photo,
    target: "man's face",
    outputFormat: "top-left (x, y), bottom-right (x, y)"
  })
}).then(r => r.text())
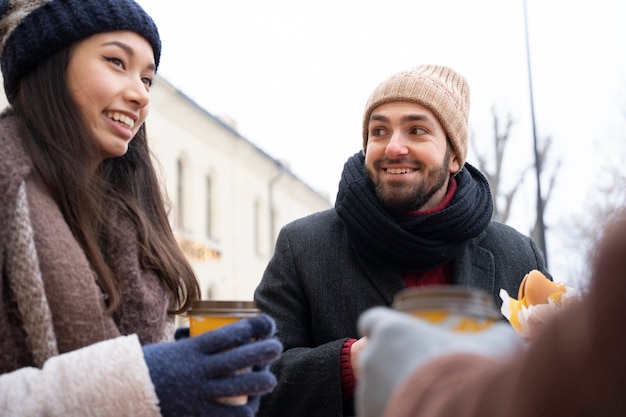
top-left (364, 101), bottom-right (460, 214)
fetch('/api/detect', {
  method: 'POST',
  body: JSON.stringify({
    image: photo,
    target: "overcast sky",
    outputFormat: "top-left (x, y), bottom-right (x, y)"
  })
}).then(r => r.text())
top-left (136, 0), bottom-right (626, 283)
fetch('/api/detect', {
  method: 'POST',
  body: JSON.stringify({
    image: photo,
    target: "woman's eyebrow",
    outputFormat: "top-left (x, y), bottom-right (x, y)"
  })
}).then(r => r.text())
top-left (101, 40), bottom-right (156, 71)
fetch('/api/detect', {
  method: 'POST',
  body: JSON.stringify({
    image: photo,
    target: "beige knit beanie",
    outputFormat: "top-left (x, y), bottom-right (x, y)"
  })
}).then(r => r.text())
top-left (362, 65), bottom-right (470, 167)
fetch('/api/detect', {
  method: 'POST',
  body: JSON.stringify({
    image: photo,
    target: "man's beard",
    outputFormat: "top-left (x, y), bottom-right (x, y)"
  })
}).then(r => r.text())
top-left (366, 150), bottom-right (452, 215)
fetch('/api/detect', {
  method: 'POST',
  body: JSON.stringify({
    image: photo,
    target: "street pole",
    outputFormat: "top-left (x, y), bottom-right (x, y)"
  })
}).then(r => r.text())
top-left (523, 0), bottom-right (548, 266)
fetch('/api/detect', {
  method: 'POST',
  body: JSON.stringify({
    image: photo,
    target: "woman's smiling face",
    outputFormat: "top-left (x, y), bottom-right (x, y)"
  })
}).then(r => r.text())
top-left (66, 30), bottom-right (155, 160)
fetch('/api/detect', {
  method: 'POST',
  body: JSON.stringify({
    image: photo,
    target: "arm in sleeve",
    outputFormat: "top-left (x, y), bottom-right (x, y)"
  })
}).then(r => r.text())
top-left (254, 228), bottom-right (347, 417)
top-left (0, 335), bottom-right (161, 417)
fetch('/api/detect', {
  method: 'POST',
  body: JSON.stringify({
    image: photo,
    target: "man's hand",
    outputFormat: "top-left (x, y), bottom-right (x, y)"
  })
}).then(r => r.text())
top-left (349, 336), bottom-right (368, 380)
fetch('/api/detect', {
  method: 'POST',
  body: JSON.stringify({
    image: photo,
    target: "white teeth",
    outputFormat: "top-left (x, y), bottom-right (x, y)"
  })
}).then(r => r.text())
top-left (387, 168), bottom-right (414, 174)
top-left (106, 112), bottom-right (134, 129)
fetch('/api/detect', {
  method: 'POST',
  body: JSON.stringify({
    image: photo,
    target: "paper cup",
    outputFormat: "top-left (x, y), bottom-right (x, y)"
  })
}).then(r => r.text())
top-left (188, 300), bottom-right (260, 405)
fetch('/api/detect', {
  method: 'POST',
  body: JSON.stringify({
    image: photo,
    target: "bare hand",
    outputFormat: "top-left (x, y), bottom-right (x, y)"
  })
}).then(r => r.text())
top-left (350, 336), bottom-right (368, 380)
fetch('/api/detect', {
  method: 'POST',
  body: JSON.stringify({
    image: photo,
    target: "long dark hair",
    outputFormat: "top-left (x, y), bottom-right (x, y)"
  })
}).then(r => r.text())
top-left (11, 47), bottom-right (200, 314)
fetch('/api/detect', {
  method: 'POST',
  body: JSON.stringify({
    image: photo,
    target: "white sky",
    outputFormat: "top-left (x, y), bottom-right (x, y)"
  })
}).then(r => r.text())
top-left (136, 0), bottom-right (626, 284)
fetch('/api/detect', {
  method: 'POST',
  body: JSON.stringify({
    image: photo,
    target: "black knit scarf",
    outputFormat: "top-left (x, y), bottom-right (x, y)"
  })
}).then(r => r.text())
top-left (335, 152), bottom-right (493, 272)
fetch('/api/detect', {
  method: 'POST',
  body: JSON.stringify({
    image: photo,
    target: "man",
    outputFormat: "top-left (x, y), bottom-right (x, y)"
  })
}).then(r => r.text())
top-left (254, 65), bottom-right (549, 417)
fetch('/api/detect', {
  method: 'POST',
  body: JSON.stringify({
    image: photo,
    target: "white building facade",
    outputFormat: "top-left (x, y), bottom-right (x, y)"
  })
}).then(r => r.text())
top-left (147, 77), bottom-right (332, 300)
top-left (0, 75), bottom-right (331, 301)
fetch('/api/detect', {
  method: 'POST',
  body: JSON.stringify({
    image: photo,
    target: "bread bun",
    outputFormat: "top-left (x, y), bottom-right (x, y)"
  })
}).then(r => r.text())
top-left (518, 270), bottom-right (566, 306)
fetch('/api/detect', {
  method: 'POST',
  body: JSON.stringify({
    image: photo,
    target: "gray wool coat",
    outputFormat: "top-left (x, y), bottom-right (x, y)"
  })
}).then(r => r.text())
top-left (254, 208), bottom-right (549, 417)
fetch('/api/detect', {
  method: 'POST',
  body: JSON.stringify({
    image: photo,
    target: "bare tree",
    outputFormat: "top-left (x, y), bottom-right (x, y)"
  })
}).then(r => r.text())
top-left (560, 106), bottom-right (626, 287)
top-left (471, 107), bottom-right (528, 224)
top-left (575, 139), bottom-right (626, 256)
top-left (563, 166), bottom-right (626, 289)
top-left (472, 106), bottom-right (561, 234)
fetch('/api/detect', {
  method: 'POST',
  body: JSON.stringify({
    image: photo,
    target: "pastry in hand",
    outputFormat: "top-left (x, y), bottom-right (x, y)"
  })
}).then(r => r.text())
top-left (500, 270), bottom-right (578, 339)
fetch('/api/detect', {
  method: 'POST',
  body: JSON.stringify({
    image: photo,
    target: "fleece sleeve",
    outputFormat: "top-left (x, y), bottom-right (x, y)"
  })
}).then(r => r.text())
top-left (0, 334), bottom-right (161, 417)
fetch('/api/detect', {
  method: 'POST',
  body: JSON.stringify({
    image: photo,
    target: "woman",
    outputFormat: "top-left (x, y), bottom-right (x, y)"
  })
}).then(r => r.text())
top-left (0, 1), bottom-right (281, 416)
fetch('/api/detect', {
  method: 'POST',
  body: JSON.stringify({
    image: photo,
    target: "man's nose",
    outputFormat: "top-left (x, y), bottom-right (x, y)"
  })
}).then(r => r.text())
top-left (385, 132), bottom-right (409, 157)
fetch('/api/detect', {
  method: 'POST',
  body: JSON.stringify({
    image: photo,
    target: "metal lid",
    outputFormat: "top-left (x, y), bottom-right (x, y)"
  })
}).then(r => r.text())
top-left (392, 285), bottom-right (501, 321)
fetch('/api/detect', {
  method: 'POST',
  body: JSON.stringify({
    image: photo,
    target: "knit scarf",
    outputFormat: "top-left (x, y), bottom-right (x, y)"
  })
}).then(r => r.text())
top-left (335, 152), bottom-right (493, 272)
top-left (0, 112), bottom-right (172, 372)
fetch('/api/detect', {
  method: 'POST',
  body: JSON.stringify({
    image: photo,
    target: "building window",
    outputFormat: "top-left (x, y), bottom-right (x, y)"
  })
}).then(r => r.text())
top-left (206, 283), bottom-right (215, 300)
top-left (205, 175), bottom-right (213, 239)
top-left (176, 158), bottom-right (184, 229)
top-left (254, 197), bottom-right (262, 257)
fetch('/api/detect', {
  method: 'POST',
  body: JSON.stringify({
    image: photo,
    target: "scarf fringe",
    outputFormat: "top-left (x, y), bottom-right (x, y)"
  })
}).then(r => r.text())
top-left (5, 182), bottom-right (58, 367)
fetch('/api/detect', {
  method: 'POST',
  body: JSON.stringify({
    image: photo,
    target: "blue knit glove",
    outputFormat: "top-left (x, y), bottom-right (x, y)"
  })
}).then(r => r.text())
top-left (356, 307), bottom-right (522, 417)
top-left (143, 314), bottom-right (282, 417)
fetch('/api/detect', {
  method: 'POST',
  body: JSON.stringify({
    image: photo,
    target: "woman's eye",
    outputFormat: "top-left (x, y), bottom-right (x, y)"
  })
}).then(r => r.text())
top-left (105, 56), bottom-right (124, 68)
top-left (142, 77), bottom-right (153, 88)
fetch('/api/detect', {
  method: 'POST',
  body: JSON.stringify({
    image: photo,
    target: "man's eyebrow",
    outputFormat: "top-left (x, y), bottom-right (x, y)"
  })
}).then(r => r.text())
top-left (370, 113), bottom-right (434, 125)
top-left (401, 114), bottom-right (433, 124)
top-left (370, 114), bottom-right (390, 124)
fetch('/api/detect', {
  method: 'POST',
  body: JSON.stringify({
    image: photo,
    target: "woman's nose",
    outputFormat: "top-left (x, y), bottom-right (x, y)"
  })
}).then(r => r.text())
top-left (125, 78), bottom-right (150, 108)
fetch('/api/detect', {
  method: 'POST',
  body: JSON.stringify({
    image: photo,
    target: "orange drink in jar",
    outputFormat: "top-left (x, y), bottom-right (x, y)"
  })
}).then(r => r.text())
top-left (392, 286), bottom-right (501, 332)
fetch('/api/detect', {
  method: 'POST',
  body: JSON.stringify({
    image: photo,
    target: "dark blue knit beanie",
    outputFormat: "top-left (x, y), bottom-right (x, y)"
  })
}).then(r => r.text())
top-left (0, 0), bottom-right (161, 103)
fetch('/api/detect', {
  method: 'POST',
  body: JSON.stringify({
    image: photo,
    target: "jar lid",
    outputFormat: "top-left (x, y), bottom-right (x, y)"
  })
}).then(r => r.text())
top-left (392, 286), bottom-right (501, 321)
top-left (189, 300), bottom-right (259, 316)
